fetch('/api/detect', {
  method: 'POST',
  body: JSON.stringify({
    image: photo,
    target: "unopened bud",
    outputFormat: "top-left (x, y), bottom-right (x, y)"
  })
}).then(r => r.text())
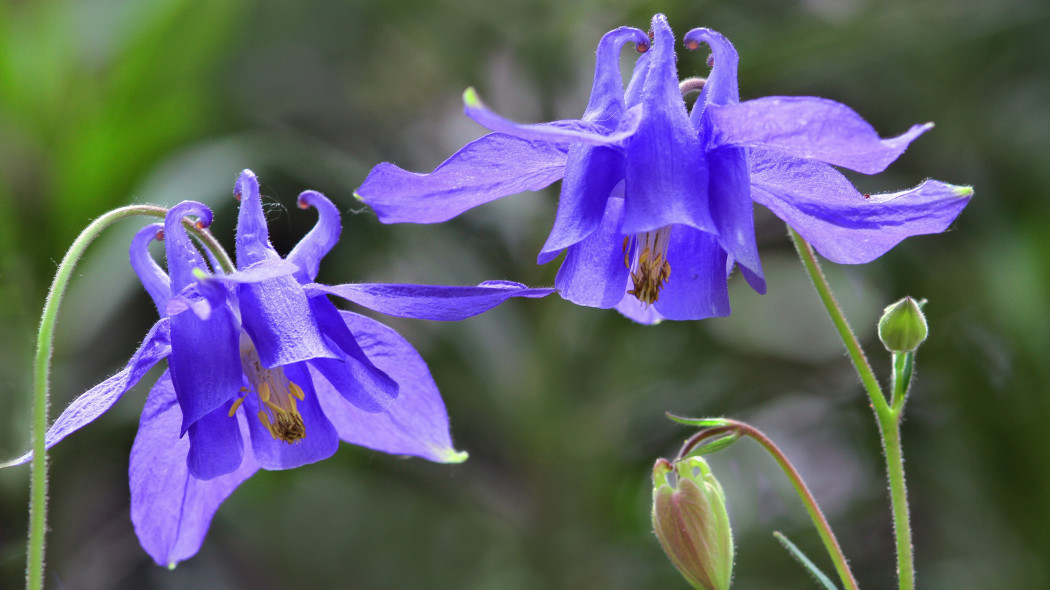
top-left (652, 457), bottom-right (733, 590)
top-left (878, 296), bottom-right (928, 353)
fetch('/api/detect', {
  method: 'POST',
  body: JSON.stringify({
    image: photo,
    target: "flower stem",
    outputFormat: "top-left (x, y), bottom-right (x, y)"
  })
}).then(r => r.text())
top-left (787, 227), bottom-right (889, 414)
top-left (788, 226), bottom-right (915, 590)
top-left (24, 204), bottom-right (229, 590)
top-left (681, 421), bottom-right (861, 590)
top-left (877, 407), bottom-right (914, 590)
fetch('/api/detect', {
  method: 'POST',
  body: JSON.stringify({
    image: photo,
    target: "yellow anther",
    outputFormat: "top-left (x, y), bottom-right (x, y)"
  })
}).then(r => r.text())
top-left (290, 381), bottom-right (305, 401)
top-left (228, 397), bottom-right (245, 417)
top-left (287, 393), bottom-right (298, 413)
top-left (260, 410), bottom-right (279, 439)
top-left (257, 381), bottom-right (271, 403)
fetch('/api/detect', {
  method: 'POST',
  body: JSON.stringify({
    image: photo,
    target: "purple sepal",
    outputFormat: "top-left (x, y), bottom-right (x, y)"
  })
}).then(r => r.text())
top-left (464, 91), bottom-right (642, 146)
top-left (308, 295), bottom-right (399, 412)
top-left (538, 144), bottom-right (624, 263)
top-left (130, 372), bottom-right (257, 568)
top-left (304, 280), bottom-right (554, 321)
top-left (313, 311), bottom-right (466, 463)
top-left (356, 133), bottom-right (568, 224)
top-left (2, 320), bottom-right (171, 467)
top-left (750, 150), bottom-right (972, 263)
top-left (555, 197), bottom-right (630, 308)
top-left (707, 97), bottom-right (933, 174)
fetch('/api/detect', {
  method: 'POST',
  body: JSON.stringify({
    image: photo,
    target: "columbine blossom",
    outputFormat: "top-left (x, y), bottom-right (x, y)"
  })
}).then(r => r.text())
top-left (356, 14), bottom-right (972, 324)
top-left (9, 170), bottom-right (552, 566)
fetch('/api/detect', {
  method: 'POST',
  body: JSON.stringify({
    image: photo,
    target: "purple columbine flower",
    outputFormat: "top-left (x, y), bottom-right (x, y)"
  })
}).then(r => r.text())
top-left (356, 14), bottom-right (972, 324)
top-left (9, 170), bottom-right (553, 567)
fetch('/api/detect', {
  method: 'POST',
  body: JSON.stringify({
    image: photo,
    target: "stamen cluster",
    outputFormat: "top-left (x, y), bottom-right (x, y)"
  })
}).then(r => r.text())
top-left (237, 336), bottom-right (307, 443)
top-left (624, 227), bottom-right (672, 305)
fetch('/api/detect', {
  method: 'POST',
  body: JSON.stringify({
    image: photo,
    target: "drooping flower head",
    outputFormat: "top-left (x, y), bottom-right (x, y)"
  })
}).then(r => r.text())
top-left (7, 170), bottom-right (553, 566)
top-left (357, 15), bottom-right (972, 324)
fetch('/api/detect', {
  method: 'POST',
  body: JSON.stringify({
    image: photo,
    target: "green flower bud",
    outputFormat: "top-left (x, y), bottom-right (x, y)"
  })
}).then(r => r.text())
top-left (878, 296), bottom-right (928, 352)
top-left (652, 457), bottom-right (734, 590)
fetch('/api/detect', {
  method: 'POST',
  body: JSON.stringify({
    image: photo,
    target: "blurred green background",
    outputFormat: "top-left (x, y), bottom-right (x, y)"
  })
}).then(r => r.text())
top-left (1, 0), bottom-right (1047, 588)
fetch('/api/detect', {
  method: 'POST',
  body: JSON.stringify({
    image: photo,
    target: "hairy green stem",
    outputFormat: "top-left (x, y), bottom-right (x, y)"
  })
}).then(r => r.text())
top-left (787, 227), bottom-right (889, 413)
top-left (788, 226), bottom-right (915, 590)
top-left (680, 421), bottom-right (861, 590)
top-left (24, 204), bottom-right (229, 590)
top-left (877, 408), bottom-right (914, 590)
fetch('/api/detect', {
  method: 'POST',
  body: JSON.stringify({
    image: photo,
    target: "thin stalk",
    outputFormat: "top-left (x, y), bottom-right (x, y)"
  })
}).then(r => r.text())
top-left (787, 227), bottom-right (889, 414)
top-left (24, 204), bottom-right (228, 590)
top-left (876, 408), bottom-right (914, 590)
top-left (788, 226), bottom-right (915, 590)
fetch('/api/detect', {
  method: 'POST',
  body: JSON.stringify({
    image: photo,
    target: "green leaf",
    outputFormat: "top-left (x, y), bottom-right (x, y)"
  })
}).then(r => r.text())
top-left (684, 431), bottom-right (741, 457)
top-left (773, 532), bottom-right (839, 590)
top-left (665, 413), bottom-right (732, 428)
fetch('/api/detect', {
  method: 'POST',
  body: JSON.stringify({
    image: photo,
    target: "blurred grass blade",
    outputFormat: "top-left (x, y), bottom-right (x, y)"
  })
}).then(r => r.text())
top-left (773, 531), bottom-right (839, 590)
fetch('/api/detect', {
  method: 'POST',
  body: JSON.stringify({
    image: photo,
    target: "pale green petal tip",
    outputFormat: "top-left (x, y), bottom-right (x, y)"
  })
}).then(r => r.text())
top-left (954, 185), bottom-right (974, 198)
top-left (352, 190), bottom-right (364, 202)
top-left (439, 447), bottom-right (470, 464)
top-left (462, 87), bottom-right (482, 109)
top-left (191, 267), bottom-right (209, 280)
top-left (167, 561), bottom-right (177, 571)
